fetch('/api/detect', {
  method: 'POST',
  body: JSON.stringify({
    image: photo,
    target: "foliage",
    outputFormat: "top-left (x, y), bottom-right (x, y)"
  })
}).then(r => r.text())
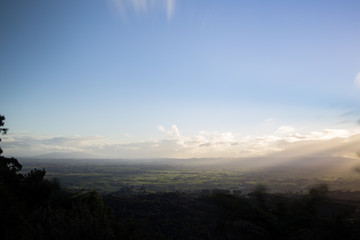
top-left (0, 115), bottom-right (116, 240)
top-left (308, 183), bottom-right (329, 201)
top-left (0, 115), bottom-right (8, 155)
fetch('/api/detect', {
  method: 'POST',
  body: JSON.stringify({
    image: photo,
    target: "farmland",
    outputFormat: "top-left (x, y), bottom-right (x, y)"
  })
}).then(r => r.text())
top-left (19, 158), bottom-right (360, 194)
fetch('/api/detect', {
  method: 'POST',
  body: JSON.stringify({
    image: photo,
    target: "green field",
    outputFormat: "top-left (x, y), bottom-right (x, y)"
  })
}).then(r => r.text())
top-left (20, 158), bottom-right (360, 193)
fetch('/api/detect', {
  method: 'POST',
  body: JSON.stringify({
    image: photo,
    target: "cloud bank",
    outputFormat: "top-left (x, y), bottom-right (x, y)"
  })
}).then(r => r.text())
top-left (3, 125), bottom-right (360, 160)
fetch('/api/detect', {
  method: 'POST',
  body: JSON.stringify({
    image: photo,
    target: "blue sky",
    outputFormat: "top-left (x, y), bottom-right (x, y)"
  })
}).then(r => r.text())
top-left (1, 0), bottom-right (360, 158)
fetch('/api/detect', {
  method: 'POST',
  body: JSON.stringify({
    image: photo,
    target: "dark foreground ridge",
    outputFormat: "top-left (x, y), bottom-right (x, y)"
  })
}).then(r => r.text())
top-left (2, 156), bottom-right (360, 240)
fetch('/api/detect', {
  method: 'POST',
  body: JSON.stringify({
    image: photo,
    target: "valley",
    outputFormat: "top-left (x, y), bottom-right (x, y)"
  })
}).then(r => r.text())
top-left (19, 157), bottom-right (360, 194)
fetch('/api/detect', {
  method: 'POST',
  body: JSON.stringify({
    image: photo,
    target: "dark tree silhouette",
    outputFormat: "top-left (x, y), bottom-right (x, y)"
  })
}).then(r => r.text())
top-left (0, 115), bottom-right (21, 171)
top-left (0, 115), bottom-right (117, 240)
top-left (0, 115), bottom-right (23, 191)
top-left (0, 115), bottom-right (8, 155)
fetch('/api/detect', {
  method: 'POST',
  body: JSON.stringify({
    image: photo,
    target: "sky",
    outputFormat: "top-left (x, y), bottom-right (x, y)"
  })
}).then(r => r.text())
top-left (1, 0), bottom-right (360, 159)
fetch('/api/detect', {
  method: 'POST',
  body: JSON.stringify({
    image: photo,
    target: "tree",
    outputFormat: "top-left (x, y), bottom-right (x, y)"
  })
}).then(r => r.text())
top-left (308, 183), bottom-right (329, 202)
top-left (0, 115), bottom-right (8, 155)
top-left (0, 115), bottom-right (118, 240)
top-left (0, 115), bottom-right (23, 190)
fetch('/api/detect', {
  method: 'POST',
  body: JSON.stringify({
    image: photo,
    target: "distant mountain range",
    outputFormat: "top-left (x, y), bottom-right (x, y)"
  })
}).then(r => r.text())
top-left (23, 133), bottom-right (360, 173)
top-left (31, 151), bottom-right (100, 159)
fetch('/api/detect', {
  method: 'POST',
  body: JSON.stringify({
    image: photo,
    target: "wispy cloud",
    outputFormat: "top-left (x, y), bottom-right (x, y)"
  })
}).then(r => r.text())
top-left (165, 0), bottom-right (175, 20)
top-left (108, 0), bottom-right (176, 20)
top-left (261, 118), bottom-right (276, 126)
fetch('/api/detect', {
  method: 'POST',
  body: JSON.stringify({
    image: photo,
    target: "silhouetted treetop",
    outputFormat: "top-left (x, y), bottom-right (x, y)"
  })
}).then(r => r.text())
top-left (0, 115), bottom-right (7, 134)
top-left (0, 115), bottom-right (8, 155)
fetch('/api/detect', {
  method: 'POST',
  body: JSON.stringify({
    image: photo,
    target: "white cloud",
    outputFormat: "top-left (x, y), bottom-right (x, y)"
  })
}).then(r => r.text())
top-left (286, 129), bottom-right (353, 142)
top-left (354, 72), bottom-right (360, 88)
top-left (3, 126), bottom-right (360, 159)
top-left (158, 124), bottom-right (182, 138)
top-left (275, 125), bottom-right (296, 135)
top-left (108, 0), bottom-right (176, 20)
top-left (157, 125), bottom-right (238, 155)
top-left (167, 124), bottom-right (181, 138)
